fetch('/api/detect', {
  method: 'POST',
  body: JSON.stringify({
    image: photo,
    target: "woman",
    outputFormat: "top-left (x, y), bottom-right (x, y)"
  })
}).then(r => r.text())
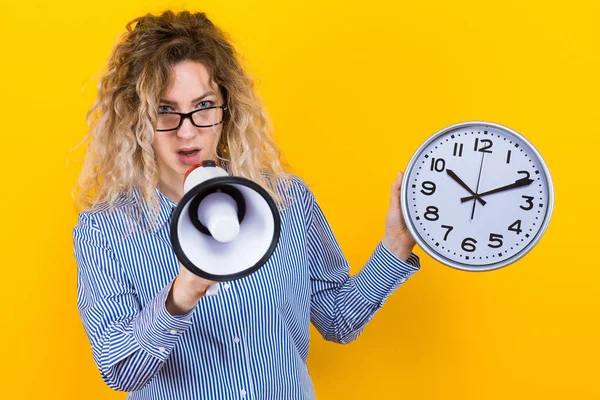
top-left (73, 10), bottom-right (420, 399)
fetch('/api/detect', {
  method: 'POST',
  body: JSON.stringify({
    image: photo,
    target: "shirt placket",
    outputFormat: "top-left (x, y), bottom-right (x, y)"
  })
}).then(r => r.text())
top-left (220, 280), bottom-right (255, 400)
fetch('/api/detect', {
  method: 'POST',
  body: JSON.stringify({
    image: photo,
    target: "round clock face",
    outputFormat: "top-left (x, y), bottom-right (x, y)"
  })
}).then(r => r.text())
top-left (401, 121), bottom-right (554, 271)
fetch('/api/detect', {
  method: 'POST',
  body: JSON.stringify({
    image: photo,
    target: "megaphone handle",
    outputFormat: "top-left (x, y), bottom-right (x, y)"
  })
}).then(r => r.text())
top-left (205, 283), bottom-right (220, 297)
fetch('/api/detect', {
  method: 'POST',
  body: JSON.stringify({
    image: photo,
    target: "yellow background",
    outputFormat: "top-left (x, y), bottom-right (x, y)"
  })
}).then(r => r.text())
top-left (1, 0), bottom-right (597, 398)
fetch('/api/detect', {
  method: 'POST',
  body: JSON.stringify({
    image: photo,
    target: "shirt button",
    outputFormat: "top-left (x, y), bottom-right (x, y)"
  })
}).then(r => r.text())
top-left (223, 283), bottom-right (231, 290)
top-left (233, 337), bottom-right (240, 344)
top-left (400, 278), bottom-right (407, 283)
top-left (169, 329), bottom-right (179, 335)
top-left (240, 389), bottom-right (247, 396)
top-left (157, 346), bottom-right (166, 353)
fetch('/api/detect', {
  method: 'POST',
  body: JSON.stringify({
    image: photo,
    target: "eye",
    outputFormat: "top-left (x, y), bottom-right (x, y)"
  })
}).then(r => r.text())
top-left (197, 100), bottom-right (214, 109)
top-left (158, 105), bottom-right (172, 113)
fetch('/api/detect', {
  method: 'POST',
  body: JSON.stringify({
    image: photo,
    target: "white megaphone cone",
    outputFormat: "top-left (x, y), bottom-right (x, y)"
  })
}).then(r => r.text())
top-left (170, 160), bottom-right (281, 286)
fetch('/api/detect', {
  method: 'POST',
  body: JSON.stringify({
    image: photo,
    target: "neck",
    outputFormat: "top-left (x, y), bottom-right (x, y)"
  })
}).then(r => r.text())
top-left (157, 176), bottom-right (184, 204)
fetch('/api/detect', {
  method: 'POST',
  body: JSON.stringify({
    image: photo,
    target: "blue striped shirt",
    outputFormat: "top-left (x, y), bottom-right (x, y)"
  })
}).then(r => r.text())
top-left (73, 174), bottom-right (420, 399)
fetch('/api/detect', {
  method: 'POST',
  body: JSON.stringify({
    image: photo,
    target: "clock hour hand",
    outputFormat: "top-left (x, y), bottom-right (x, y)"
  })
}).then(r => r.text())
top-left (461, 177), bottom-right (534, 202)
top-left (446, 169), bottom-right (486, 205)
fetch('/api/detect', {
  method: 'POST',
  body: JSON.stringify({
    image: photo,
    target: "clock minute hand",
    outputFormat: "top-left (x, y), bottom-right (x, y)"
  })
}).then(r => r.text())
top-left (461, 178), bottom-right (534, 202)
top-left (446, 169), bottom-right (486, 205)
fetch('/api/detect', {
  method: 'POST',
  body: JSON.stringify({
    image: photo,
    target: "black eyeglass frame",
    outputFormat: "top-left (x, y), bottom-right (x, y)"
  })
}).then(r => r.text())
top-left (156, 105), bottom-right (228, 132)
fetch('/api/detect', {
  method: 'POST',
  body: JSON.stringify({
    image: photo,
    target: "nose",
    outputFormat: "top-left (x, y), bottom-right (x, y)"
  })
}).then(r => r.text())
top-left (176, 116), bottom-right (198, 139)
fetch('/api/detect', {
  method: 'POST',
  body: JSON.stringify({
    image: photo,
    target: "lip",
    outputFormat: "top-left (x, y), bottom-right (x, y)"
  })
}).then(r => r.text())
top-left (177, 147), bottom-right (201, 153)
top-left (176, 148), bottom-right (202, 166)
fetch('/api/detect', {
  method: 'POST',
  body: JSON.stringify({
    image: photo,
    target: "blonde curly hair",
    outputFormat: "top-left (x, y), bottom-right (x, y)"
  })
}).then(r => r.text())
top-left (73, 10), bottom-right (294, 230)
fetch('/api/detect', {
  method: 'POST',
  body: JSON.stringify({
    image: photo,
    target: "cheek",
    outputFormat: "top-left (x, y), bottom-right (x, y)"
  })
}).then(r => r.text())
top-left (151, 137), bottom-right (171, 162)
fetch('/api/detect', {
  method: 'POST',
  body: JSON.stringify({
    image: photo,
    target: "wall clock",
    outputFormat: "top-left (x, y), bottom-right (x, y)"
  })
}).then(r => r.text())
top-left (400, 121), bottom-right (554, 271)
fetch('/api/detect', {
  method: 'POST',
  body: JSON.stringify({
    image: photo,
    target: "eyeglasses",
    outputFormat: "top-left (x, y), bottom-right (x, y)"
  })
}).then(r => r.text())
top-left (156, 105), bottom-right (227, 132)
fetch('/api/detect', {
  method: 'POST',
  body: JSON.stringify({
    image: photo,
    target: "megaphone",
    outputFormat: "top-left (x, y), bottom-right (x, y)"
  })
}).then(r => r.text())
top-left (170, 160), bottom-right (281, 283)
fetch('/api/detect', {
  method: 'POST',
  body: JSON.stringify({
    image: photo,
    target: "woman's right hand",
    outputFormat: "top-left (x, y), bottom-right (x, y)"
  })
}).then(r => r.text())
top-left (166, 262), bottom-right (218, 316)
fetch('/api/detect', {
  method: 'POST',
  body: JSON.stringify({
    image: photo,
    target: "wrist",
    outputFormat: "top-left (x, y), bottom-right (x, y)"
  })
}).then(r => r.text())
top-left (382, 236), bottom-right (414, 262)
top-left (166, 275), bottom-right (204, 316)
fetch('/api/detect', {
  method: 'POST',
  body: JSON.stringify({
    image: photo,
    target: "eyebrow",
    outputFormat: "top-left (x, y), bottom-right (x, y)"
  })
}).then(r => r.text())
top-left (159, 91), bottom-right (216, 105)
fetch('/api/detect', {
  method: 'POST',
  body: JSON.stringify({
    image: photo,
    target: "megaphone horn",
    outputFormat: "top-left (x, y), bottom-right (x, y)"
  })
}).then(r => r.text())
top-left (170, 160), bottom-right (281, 282)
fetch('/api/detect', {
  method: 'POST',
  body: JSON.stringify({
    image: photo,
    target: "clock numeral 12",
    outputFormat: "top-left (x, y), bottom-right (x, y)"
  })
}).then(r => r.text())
top-left (474, 138), bottom-right (493, 153)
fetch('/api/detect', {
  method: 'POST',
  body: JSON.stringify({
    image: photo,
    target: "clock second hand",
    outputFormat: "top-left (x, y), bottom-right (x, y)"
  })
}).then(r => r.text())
top-left (471, 152), bottom-right (486, 220)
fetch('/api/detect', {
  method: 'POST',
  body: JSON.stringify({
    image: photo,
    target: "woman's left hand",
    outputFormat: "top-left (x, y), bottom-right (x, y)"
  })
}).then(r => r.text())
top-left (382, 171), bottom-right (417, 262)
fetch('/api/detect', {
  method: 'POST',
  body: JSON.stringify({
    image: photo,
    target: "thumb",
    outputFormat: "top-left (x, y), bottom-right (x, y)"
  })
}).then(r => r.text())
top-left (390, 171), bottom-right (404, 208)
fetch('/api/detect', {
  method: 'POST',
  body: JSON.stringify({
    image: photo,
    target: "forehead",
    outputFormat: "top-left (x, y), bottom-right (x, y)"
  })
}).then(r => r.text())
top-left (164, 60), bottom-right (219, 96)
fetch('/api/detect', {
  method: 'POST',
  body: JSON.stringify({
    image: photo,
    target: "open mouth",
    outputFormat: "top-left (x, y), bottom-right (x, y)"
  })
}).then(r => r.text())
top-left (178, 149), bottom-right (200, 156)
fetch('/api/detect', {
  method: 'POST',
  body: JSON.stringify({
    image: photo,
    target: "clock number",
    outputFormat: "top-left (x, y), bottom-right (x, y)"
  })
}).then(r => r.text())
top-left (520, 196), bottom-right (534, 210)
top-left (461, 237), bottom-right (477, 252)
top-left (506, 150), bottom-right (512, 164)
top-left (453, 143), bottom-right (464, 157)
top-left (474, 138), bottom-right (493, 153)
top-left (441, 225), bottom-right (453, 241)
top-left (518, 170), bottom-right (530, 180)
top-left (488, 233), bottom-right (504, 248)
top-left (508, 219), bottom-right (523, 234)
top-left (420, 181), bottom-right (436, 196)
top-left (424, 206), bottom-right (440, 221)
top-left (430, 158), bottom-right (446, 172)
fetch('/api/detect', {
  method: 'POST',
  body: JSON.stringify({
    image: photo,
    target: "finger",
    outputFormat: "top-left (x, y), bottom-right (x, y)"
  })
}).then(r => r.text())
top-left (390, 171), bottom-right (404, 207)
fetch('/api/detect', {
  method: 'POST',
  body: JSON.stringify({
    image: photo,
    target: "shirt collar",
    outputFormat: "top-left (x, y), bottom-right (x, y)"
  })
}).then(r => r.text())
top-left (151, 187), bottom-right (177, 234)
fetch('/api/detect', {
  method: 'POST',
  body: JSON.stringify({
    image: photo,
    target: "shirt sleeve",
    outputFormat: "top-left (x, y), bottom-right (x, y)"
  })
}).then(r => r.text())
top-left (74, 212), bottom-right (195, 392)
top-left (305, 187), bottom-right (420, 344)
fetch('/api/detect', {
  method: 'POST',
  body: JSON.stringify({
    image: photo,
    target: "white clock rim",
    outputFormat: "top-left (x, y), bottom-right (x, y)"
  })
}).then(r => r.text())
top-left (400, 120), bottom-right (555, 272)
